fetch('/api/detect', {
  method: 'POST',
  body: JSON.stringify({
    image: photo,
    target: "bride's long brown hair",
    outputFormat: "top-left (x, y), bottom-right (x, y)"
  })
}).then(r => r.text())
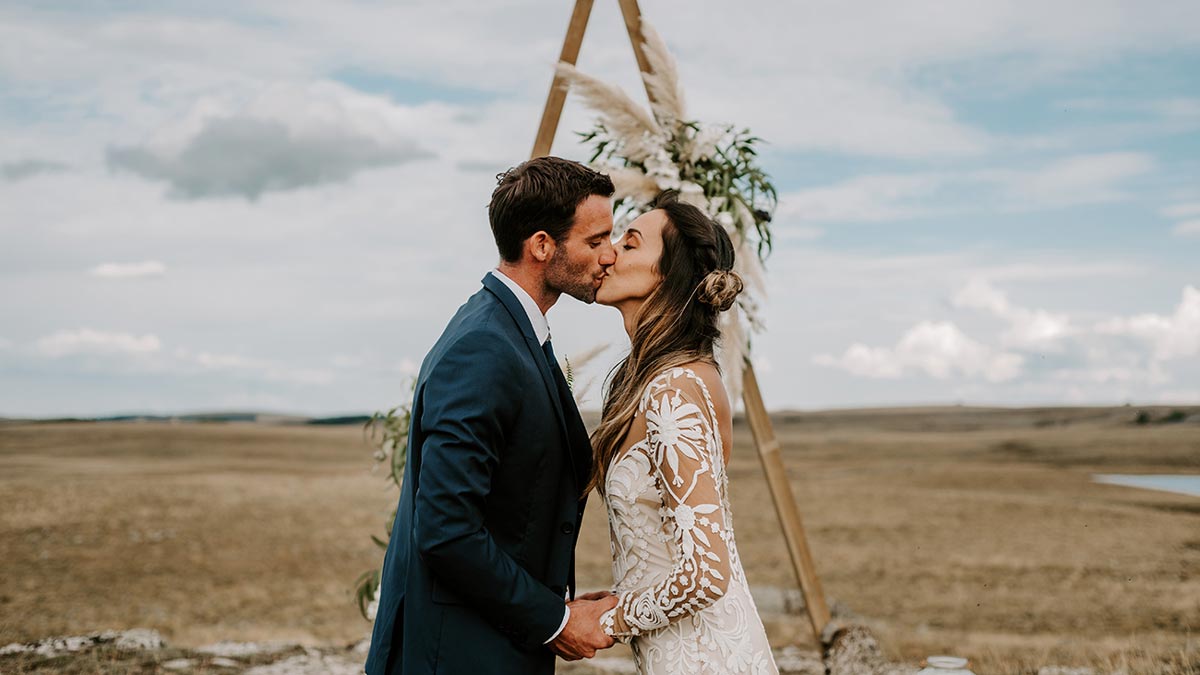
top-left (585, 191), bottom-right (744, 495)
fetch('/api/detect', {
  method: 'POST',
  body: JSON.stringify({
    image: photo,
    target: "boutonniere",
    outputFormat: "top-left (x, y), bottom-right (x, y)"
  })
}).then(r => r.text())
top-left (565, 357), bottom-right (574, 392)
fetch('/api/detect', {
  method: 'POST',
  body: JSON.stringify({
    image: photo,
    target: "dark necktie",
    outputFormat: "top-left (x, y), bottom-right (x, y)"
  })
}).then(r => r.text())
top-left (542, 337), bottom-right (574, 416)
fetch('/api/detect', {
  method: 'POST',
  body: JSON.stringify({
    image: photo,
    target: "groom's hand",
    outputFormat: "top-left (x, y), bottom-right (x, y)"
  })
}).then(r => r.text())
top-left (548, 595), bottom-right (618, 661)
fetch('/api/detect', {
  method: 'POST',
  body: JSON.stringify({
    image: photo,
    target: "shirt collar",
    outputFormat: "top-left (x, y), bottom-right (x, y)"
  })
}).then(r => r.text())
top-left (489, 269), bottom-right (551, 345)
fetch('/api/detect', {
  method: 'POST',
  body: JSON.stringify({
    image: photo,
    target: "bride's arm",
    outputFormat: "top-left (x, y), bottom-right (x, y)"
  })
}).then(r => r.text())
top-left (600, 375), bottom-right (732, 639)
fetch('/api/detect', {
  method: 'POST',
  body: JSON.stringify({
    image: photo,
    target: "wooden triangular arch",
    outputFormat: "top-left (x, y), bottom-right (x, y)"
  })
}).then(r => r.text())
top-left (529, 0), bottom-right (832, 643)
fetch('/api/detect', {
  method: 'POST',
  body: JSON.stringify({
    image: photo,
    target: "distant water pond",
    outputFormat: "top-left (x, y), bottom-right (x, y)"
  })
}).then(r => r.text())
top-left (1094, 474), bottom-right (1200, 498)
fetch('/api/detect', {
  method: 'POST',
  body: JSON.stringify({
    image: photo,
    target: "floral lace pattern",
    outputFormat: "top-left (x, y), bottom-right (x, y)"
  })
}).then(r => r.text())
top-left (600, 367), bottom-right (777, 675)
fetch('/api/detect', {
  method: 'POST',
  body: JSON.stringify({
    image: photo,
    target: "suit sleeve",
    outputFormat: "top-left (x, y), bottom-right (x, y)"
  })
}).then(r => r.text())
top-left (412, 329), bottom-right (566, 650)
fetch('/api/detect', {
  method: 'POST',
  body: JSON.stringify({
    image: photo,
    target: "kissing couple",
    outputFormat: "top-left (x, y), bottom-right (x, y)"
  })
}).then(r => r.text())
top-left (365, 156), bottom-right (778, 675)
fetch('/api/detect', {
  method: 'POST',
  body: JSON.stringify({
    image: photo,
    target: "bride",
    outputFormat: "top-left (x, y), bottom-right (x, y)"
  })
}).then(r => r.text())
top-left (581, 191), bottom-right (778, 674)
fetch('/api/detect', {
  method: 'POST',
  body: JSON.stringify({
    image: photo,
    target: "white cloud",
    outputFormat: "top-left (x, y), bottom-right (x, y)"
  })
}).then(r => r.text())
top-left (1172, 220), bottom-right (1200, 236)
top-left (1161, 203), bottom-right (1200, 219)
top-left (24, 330), bottom-right (333, 386)
top-left (1096, 285), bottom-right (1200, 360)
top-left (774, 153), bottom-right (1156, 228)
top-left (776, 226), bottom-right (825, 242)
top-left (952, 278), bottom-right (1073, 350)
top-left (186, 350), bottom-right (271, 371)
top-left (331, 353), bottom-right (367, 369)
top-left (3, 159), bottom-right (68, 181)
top-left (35, 328), bottom-right (162, 358)
top-left (106, 82), bottom-right (435, 200)
top-left (980, 261), bottom-right (1144, 282)
top-left (984, 152), bottom-right (1155, 206)
top-left (90, 260), bottom-right (167, 279)
top-left (171, 347), bottom-right (335, 385)
top-left (392, 359), bottom-right (418, 376)
top-left (1148, 97), bottom-right (1200, 121)
top-left (777, 174), bottom-right (942, 223)
top-left (814, 320), bottom-right (1023, 382)
top-left (1051, 363), bottom-right (1169, 386)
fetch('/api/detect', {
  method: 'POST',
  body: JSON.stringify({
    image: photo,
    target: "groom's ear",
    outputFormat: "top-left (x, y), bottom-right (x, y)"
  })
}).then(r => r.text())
top-left (527, 231), bottom-right (555, 263)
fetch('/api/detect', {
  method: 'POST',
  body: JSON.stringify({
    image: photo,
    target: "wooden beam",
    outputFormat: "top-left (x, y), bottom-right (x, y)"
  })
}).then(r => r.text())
top-left (615, 0), bottom-right (657, 103)
top-left (531, 0), bottom-right (595, 159)
top-left (741, 362), bottom-right (832, 638)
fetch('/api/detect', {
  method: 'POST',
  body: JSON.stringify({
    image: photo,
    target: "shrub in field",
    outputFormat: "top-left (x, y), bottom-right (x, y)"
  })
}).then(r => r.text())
top-left (353, 380), bottom-right (414, 621)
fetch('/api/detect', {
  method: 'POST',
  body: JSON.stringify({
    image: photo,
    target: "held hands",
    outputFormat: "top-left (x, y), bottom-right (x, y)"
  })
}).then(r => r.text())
top-left (548, 594), bottom-right (618, 661)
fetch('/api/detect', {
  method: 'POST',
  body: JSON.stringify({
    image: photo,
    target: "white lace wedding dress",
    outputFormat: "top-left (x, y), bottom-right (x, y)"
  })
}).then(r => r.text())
top-left (599, 366), bottom-right (778, 675)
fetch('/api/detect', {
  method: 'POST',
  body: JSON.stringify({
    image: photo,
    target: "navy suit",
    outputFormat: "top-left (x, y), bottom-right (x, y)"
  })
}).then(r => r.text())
top-left (365, 273), bottom-right (593, 675)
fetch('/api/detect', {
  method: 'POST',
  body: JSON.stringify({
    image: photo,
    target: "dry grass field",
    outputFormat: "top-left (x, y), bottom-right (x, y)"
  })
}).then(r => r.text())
top-left (1, 406), bottom-right (1198, 673)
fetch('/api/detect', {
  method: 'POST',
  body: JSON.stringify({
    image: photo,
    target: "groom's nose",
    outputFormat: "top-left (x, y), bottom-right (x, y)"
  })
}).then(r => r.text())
top-left (599, 241), bottom-right (616, 267)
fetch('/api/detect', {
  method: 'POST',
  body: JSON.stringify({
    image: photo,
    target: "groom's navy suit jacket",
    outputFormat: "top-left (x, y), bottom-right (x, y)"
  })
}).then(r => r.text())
top-left (365, 273), bottom-right (593, 675)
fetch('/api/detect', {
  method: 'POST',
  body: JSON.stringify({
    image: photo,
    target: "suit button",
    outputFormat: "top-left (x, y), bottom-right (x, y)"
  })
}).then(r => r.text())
top-left (560, 522), bottom-right (574, 534)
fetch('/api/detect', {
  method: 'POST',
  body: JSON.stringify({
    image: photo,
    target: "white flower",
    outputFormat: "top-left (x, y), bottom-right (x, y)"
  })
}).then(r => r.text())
top-left (715, 211), bottom-right (735, 232)
top-left (678, 181), bottom-right (707, 209)
top-left (688, 124), bottom-right (724, 163)
top-left (643, 148), bottom-right (681, 190)
top-left (674, 503), bottom-right (696, 530)
top-left (645, 392), bottom-right (705, 485)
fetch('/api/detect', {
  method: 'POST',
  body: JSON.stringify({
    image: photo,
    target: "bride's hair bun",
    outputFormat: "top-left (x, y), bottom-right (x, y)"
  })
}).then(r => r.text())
top-left (697, 269), bottom-right (743, 312)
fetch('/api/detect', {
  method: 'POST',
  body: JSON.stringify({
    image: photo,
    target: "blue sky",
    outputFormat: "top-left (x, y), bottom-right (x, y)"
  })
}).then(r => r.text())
top-left (0, 0), bottom-right (1197, 417)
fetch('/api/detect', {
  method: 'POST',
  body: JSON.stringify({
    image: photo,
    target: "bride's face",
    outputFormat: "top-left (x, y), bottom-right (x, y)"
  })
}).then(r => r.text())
top-left (596, 209), bottom-right (667, 307)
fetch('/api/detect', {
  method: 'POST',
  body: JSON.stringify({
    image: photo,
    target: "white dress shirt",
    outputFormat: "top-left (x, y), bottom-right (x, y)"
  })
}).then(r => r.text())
top-left (490, 269), bottom-right (550, 345)
top-left (489, 269), bottom-right (571, 643)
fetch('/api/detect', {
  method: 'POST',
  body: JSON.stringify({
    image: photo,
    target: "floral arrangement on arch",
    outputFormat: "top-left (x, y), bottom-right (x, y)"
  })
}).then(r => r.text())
top-left (556, 20), bottom-right (776, 400)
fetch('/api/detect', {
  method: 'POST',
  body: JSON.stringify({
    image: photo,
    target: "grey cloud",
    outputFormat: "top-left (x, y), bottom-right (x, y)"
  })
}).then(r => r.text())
top-left (106, 117), bottom-right (433, 200)
top-left (455, 159), bottom-right (507, 173)
top-left (3, 159), bottom-right (69, 181)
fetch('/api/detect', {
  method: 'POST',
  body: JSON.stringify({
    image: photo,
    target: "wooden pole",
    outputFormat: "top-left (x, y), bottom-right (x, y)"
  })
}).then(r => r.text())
top-left (531, 0), bottom-right (595, 158)
top-left (615, 0), bottom-right (657, 102)
top-left (741, 362), bottom-right (832, 638)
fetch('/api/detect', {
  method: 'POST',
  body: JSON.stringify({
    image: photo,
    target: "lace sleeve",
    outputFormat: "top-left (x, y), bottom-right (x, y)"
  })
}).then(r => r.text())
top-left (600, 371), bottom-right (732, 639)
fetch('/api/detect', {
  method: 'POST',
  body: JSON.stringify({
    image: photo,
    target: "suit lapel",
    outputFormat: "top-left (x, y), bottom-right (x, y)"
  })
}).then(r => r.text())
top-left (481, 274), bottom-right (582, 482)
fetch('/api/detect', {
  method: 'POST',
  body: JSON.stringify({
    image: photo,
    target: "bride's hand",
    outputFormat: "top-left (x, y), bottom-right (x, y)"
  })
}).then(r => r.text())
top-left (575, 590), bottom-right (616, 602)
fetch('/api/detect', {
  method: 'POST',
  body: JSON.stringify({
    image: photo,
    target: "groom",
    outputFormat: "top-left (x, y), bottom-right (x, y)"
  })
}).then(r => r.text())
top-left (364, 156), bottom-right (619, 675)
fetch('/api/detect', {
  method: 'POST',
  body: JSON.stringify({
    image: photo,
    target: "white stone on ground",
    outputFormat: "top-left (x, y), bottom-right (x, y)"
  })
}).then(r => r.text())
top-left (114, 628), bottom-right (165, 650)
top-left (0, 630), bottom-right (164, 658)
top-left (243, 648), bottom-right (363, 675)
top-left (197, 640), bottom-right (292, 657)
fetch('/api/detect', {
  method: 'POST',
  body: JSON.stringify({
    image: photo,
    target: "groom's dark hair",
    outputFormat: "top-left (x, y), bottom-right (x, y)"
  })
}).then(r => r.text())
top-left (488, 156), bottom-right (614, 263)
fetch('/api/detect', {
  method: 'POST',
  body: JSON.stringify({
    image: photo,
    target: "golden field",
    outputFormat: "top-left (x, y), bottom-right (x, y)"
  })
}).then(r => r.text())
top-left (1, 406), bottom-right (1197, 673)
